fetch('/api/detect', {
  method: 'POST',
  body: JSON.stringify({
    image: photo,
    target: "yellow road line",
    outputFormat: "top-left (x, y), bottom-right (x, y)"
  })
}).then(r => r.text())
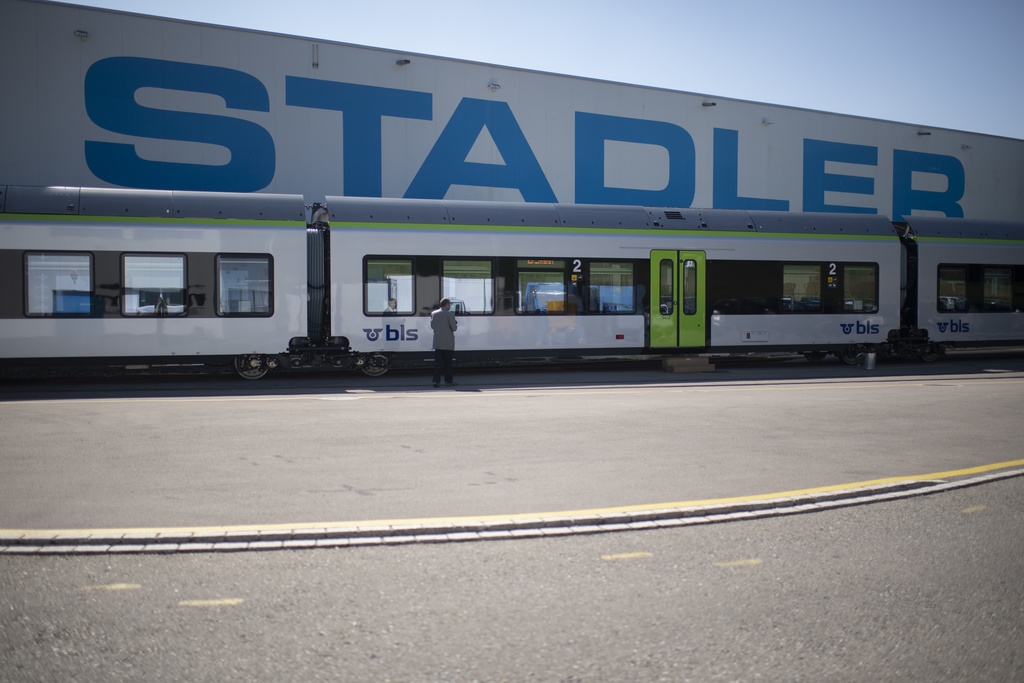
top-left (78, 583), bottom-right (141, 591)
top-left (714, 559), bottom-right (762, 568)
top-left (4, 458), bottom-right (1024, 539)
top-left (178, 598), bottom-right (244, 607)
top-left (673, 378), bottom-right (1024, 393)
top-left (962, 505), bottom-right (988, 513)
top-left (601, 552), bottom-right (653, 561)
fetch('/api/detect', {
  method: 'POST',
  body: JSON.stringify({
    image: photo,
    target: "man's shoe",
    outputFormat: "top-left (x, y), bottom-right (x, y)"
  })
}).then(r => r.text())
top-left (433, 383), bottom-right (440, 388)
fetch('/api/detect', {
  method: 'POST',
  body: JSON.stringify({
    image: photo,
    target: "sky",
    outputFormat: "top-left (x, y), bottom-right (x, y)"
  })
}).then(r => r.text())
top-left (59, 0), bottom-right (1024, 141)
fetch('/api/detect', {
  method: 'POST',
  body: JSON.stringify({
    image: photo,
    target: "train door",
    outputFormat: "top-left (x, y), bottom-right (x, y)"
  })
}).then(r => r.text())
top-left (649, 250), bottom-right (706, 348)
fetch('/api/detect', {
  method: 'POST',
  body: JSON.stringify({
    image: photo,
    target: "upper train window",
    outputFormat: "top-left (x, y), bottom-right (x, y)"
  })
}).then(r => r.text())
top-left (122, 254), bottom-right (186, 316)
top-left (708, 260), bottom-right (877, 315)
top-left (217, 255), bottom-right (273, 316)
top-left (25, 252), bottom-right (93, 317)
top-left (782, 264), bottom-right (821, 312)
top-left (517, 259), bottom-right (567, 314)
top-left (937, 266), bottom-right (967, 312)
top-left (366, 258), bottom-right (414, 315)
top-left (939, 264), bottom-right (1018, 312)
top-left (589, 261), bottom-right (635, 314)
top-left (842, 264), bottom-right (879, 313)
top-left (984, 267), bottom-right (1013, 311)
top-left (443, 260), bottom-right (494, 314)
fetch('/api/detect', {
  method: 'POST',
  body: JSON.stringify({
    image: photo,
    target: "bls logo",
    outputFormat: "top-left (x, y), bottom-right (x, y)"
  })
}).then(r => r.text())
top-left (936, 319), bottom-right (970, 333)
top-left (362, 324), bottom-right (419, 342)
top-left (840, 320), bottom-right (880, 335)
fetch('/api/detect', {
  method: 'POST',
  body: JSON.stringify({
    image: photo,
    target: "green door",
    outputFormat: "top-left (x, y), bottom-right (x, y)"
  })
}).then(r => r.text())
top-left (650, 250), bottom-right (706, 348)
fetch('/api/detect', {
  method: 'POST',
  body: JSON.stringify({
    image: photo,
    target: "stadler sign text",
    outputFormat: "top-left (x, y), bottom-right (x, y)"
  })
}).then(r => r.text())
top-left (86, 56), bottom-right (964, 218)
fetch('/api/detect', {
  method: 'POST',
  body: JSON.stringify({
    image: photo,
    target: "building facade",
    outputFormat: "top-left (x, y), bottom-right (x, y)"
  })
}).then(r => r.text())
top-left (2, 0), bottom-right (1022, 220)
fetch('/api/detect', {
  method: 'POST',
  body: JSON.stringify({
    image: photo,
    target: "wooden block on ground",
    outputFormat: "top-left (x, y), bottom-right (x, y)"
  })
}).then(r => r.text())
top-left (662, 356), bottom-right (715, 373)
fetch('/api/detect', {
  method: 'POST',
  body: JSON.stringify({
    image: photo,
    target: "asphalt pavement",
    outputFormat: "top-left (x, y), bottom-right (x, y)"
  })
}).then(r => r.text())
top-left (2, 351), bottom-right (1024, 554)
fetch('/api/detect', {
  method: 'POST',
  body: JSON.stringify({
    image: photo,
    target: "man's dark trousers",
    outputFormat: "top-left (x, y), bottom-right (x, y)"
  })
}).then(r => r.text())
top-left (433, 349), bottom-right (454, 385)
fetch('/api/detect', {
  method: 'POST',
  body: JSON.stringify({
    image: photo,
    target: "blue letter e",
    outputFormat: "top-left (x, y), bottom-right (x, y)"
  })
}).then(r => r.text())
top-left (84, 57), bottom-right (275, 192)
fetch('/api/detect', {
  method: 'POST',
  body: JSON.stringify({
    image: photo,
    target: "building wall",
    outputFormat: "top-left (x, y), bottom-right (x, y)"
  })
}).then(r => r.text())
top-left (2, 0), bottom-right (1022, 220)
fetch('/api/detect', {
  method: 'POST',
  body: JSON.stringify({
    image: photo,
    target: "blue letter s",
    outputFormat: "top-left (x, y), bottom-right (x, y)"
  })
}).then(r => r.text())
top-left (84, 57), bottom-right (275, 192)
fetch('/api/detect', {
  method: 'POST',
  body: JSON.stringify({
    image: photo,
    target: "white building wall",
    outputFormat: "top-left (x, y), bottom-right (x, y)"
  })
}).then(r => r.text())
top-left (2, 0), bottom-right (1022, 220)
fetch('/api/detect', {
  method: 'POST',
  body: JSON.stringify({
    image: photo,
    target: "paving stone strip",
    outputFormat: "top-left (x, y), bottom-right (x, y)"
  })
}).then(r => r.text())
top-left (2, 469), bottom-right (1021, 555)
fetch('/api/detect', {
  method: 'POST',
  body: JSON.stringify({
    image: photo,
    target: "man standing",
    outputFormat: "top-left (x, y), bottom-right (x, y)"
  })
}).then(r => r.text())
top-left (430, 297), bottom-right (458, 387)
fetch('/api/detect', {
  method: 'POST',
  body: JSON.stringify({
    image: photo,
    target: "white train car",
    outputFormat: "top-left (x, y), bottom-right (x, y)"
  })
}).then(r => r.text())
top-left (0, 185), bottom-right (311, 377)
top-left (326, 198), bottom-right (902, 369)
top-left (3, 186), bottom-right (1022, 379)
top-left (903, 216), bottom-right (1024, 353)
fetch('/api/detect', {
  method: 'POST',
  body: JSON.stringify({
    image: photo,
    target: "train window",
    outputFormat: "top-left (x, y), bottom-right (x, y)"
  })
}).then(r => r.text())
top-left (706, 260), bottom-right (780, 315)
top-left (216, 255), bottom-right (273, 316)
top-left (443, 260), bottom-right (494, 314)
top-left (588, 262), bottom-right (635, 313)
top-left (710, 260), bottom-right (875, 315)
top-left (782, 264), bottom-right (821, 312)
top-left (365, 258), bottom-right (413, 315)
top-left (25, 252), bottom-right (93, 317)
top-left (842, 265), bottom-right (878, 313)
top-left (1016, 267), bottom-right (1024, 311)
top-left (937, 266), bottom-right (967, 312)
top-left (122, 254), bottom-right (186, 316)
top-left (659, 259), bottom-right (674, 315)
top-left (983, 267), bottom-right (1013, 311)
top-left (517, 259), bottom-right (566, 314)
top-left (682, 259), bottom-right (698, 316)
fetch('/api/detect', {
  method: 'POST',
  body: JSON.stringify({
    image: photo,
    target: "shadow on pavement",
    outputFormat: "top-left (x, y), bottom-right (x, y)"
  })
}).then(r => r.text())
top-left (2, 348), bottom-right (1024, 402)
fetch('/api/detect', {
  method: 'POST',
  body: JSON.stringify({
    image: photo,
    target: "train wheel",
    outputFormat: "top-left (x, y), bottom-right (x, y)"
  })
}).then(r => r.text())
top-left (838, 346), bottom-right (862, 365)
top-left (360, 353), bottom-right (390, 377)
top-left (803, 351), bottom-right (827, 363)
top-left (919, 345), bottom-right (944, 362)
top-left (234, 355), bottom-right (269, 380)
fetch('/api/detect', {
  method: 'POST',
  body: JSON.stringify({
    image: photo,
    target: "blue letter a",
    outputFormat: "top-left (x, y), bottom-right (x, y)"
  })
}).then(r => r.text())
top-left (405, 98), bottom-right (556, 202)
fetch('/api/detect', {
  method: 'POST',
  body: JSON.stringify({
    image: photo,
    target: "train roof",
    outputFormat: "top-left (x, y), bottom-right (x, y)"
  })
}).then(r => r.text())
top-left (9, 186), bottom-right (1017, 240)
top-left (326, 197), bottom-right (897, 236)
top-left (0, 185), bottom-right (306, 222)
top-left (903, 216), bottom-right (1024, 240)
top-left (745, 211), bottom-right (897, 236)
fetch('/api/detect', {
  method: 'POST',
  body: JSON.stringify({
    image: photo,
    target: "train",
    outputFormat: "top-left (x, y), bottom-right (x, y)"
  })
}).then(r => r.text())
top-left (2, 184), bottom-right (1023, 379)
